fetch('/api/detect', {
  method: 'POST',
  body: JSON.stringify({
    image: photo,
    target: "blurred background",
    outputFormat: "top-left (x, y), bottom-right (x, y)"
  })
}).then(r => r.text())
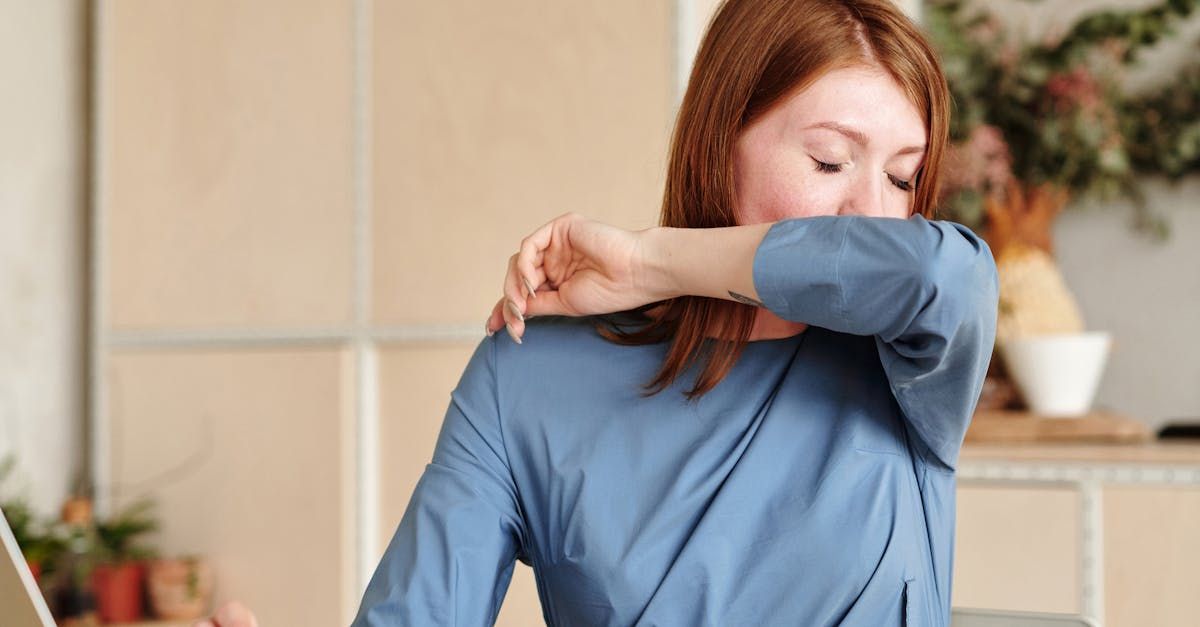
top-left (1, 0), bottom-right (1197, 625)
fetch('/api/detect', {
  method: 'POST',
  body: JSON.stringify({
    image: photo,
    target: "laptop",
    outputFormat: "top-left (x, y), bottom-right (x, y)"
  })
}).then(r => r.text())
top-left (1, 509), bottom-right (55, 626)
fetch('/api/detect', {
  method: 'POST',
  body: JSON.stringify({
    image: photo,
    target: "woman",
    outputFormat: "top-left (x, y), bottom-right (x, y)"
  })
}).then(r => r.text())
top-left (353, 0), bottom-right (997, 625)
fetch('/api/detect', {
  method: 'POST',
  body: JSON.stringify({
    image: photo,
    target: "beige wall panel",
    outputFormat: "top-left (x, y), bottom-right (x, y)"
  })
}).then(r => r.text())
top-left (103, 0), bottom-right (355, 330)
top-left (952, 485), bottom-right (1080, 613)
top-left (107, 347), bottom-right (357, 626)
top-left (1104, 486), bottom-right (1200, 627)
top-left (372, 1), bottom-right (674, 324)
top-left (378, 342), bottom-right (543, 626)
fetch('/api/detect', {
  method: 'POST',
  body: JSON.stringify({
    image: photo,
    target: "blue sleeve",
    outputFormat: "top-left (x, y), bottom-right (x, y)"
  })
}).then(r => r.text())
top-left (751, 213), bottom-right (999, 471)
top-left (351, 335), bottom-right (529, 626)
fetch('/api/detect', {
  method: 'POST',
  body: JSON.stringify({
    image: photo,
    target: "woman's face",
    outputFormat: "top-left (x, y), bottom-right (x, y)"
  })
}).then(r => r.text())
top-left (732, 65), bottom-right (927, 224)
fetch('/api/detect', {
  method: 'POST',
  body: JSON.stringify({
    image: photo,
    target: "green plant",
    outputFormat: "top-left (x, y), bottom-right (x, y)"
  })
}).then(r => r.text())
top-left (93, 497), bottom-right (160, 563)
top-left (925, 0), bottom-right (1199, 240)
top-left (1121, 54), bottom-right (1200, 180)
top-left (1, 500), bottom-right (67, 566)
top-left (0, 454), bottom-right (66, 569)
top-left (184, 555), bottom-right (202, 598)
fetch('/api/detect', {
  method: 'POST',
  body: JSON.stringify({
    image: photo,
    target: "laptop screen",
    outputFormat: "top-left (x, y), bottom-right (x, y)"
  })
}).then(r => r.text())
top-left (0, 508), bottom-right (55, 627)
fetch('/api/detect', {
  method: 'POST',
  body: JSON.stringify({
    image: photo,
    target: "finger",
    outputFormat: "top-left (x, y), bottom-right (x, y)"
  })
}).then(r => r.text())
top-left (485, 297), bottom-right (504, 337)
top-left (484, 278), bottom-right (571, 341)
top-left (486, 212), bottom-right (570, 340)
top-left (524, 287), bottom-right (571, 318)
top-left (503, 254), bottom-right (527, 339)
top-left (518, 221), bottom-right (557, 298)
top-left (505, 253), bottom-right (570, 333)
top-left (487, 295), bottom-right (523, 342)
top-left (485, 252), bottom-right (536, 340)
top-left (517, 260), bottom-right (547, 302)
top-left (503, 299), bottom-right (524, 345)
top-left (514, 257), bottom-right (573, 320)
top-left (485, 290), bottom-right (554, 339)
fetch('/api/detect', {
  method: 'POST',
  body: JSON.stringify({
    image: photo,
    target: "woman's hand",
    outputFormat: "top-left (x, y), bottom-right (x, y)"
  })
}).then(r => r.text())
top-left (192, 600), bottom-right (259, 627)
top-left (484, 212), bottom-right (672, 343)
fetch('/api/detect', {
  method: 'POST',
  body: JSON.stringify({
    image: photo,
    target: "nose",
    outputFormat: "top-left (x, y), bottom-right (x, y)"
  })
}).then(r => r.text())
top-left (838, 168), bottom-right (888, 218)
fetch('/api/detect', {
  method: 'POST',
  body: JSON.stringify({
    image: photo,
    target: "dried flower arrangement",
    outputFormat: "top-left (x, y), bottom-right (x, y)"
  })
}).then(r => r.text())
top-left (925, 0), bottom-right (1199, 412)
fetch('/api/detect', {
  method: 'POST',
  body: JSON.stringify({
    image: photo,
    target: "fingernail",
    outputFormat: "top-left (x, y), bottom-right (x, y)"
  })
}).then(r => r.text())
top-left (506, 323), bottom-right (522, 345)
top-left (485, 320), bottom-right (494, 337)
top-left (523, 277), bottom-right (537, 299)
top-left (505, 299), bottom-right (525, 322)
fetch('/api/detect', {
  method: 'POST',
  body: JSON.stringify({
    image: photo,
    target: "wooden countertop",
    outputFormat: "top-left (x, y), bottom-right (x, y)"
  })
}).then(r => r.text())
top-left (960, 440), bottom-right (1200, 465)
top-left (962, 408), bottom-right (1200, 468)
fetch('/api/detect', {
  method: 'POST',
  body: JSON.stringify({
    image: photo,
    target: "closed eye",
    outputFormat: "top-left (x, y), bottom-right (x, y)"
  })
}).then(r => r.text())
top-left (812, 158), bottom-right (915, 193)
top-left (888, 174), bottom-right (914, 193)
top-left (813, 159), bottom-right (842, 174)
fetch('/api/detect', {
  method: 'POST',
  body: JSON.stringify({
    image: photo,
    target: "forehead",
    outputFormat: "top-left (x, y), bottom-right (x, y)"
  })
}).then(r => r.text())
top-left (774, 65), bottom-right (926, 146)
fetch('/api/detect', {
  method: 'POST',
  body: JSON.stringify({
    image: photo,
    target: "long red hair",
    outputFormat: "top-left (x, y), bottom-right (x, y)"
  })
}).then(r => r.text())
top-left (595, 0), bottom-right (951, 401)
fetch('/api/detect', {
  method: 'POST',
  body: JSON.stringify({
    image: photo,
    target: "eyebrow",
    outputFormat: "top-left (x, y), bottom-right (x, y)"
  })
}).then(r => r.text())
top-left (804, 121), bottom-right (926, 156)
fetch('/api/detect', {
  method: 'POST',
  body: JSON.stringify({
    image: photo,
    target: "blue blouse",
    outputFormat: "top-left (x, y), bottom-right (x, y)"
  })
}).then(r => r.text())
top-left (352, 214), bottom-right (999, 627)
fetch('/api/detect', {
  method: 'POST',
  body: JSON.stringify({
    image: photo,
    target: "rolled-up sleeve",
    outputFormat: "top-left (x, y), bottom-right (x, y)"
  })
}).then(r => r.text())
top-left (751, 214), bottom-right (999, 470)
top-left (352, 335), bottom-right (529, 626)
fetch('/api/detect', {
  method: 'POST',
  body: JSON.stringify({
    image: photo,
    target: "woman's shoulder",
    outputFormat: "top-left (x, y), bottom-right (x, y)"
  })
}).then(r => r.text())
top-left (501, 314), bottom-right (610, 348)
top-left (437, 316), bottom-right (646, 443)
top-left (479, 313), bottom-right (666, 395)
top-left (488, 314), bottom-right (650, 364)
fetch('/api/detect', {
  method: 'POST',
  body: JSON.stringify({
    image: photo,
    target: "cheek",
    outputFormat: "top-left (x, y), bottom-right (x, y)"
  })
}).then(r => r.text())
top-left (735, 151), bottom-right (839, 223)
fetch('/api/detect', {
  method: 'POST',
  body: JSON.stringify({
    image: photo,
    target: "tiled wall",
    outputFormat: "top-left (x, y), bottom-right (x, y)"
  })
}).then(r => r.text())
top-left (96, 1), bottom-right (673, 624)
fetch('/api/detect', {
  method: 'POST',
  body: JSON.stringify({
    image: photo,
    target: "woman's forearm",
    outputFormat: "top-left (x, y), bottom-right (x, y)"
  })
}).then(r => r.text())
top-left (641, 222), bottom-right (775, 306)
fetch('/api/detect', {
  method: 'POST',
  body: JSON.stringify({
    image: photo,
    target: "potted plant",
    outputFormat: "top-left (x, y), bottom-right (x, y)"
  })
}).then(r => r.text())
top-left (925, 0), bottom-right (1199, 416)
top-left (90, 497), bottom-right (159, 623)
top-left (147, 554), bottom-right (215, 620)
top-left (52, 494), bottom-right (101, 624)
top-left (0, 454), bottom-right (66, 585)
top-left (1, 499), bottom-right (66, 583)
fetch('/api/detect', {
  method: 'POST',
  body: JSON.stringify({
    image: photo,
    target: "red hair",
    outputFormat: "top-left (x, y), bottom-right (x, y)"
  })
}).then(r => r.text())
top-left (595, 0), bottom-right (952, 401)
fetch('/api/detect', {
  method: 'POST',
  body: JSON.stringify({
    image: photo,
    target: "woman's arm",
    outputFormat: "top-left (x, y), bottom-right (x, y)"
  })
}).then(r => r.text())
top-left (641, 221), bottom-right (774, 307)
top-left (646, 214), bottom-right (999, 471)
top-left (478, 212), bottom-right (775, 334)
top-left (486, 212), bottom-right (996, 469)
top-left (352, 335), bottom-right (528, 625)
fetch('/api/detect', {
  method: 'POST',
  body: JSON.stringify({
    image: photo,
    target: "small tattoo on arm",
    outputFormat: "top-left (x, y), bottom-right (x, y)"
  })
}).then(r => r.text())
top-left (728, 290), bottom-right (764, 307)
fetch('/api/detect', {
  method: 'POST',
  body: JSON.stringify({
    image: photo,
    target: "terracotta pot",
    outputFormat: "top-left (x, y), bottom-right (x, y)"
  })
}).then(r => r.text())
top-left (91, 561), bottom-right (146, 622)
top-left (147, 557), bottom-right (214, 620)
top-left (60, 497), bottom-right (93, 527)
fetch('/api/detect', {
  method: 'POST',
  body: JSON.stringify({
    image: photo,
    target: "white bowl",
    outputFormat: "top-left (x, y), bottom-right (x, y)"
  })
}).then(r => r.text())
top-left (998, 331), bottom-right (1113, 417)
